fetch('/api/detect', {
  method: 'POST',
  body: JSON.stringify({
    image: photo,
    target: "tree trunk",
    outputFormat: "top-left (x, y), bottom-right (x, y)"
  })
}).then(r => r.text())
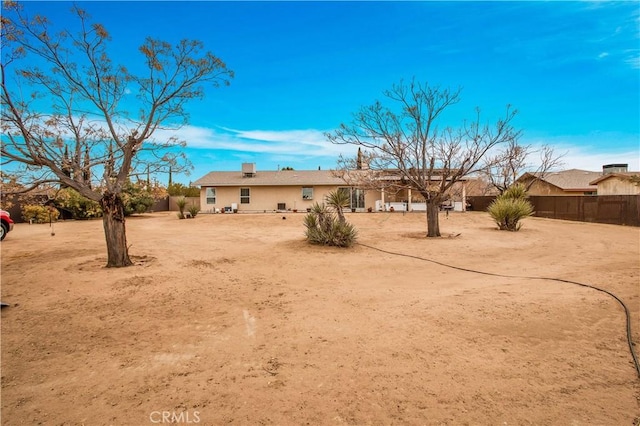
top-left (100, 192), bottom-right (133, 267)
top-left (426, 199), bottom-right (441, 237)
top-left (336, 206), bottom-right (346, 224)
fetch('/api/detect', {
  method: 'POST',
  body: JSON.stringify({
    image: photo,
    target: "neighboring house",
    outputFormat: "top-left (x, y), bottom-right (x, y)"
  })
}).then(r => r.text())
top-left (589, 172), bottom-right (640, 195)
top-left (516, 169), bottom-right (602, 195)
top-left (192, 163), bottom-right (373, 213)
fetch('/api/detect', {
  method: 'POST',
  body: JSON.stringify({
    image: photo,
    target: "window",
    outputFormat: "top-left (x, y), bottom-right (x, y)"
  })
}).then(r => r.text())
top-left (352, 188), bottom-right (365, 209)
top-left (206, 188), bottom-right (216, 204)
top-left (302, 187), bottom-right (314, 200)
top-left (240, 188), bottom-right (250, 204)
top-left (338, 187), bottom-right (365, 209)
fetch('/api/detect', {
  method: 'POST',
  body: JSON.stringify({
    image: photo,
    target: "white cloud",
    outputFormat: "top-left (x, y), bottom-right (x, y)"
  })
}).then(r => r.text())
top-left (523, 134), bottom-right (640, 172)
top-left (160, 124), bottom-right (638, 175)
top-left (153, 125), bottom-right (218, 148)
top-left (558, 147), bottom-right (639, 171)
top-left (624, 54), bottom-right (640, 69)
top-left (155, 125), bottom-right (354, 159)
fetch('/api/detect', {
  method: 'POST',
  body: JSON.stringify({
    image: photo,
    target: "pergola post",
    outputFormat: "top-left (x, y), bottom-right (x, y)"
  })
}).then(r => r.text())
top-left (462, 180), bottom-right (467, 212)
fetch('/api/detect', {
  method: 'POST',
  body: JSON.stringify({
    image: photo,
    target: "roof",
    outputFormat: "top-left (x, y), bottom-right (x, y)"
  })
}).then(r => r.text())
top-left (517, 169), bottom-right (602, 191)
top-left (193, 167), bottom-right (471, 187)
top-left (589, 172), bottom-right (640, 185)
top-left (192, 169), bottom-right (348, 187)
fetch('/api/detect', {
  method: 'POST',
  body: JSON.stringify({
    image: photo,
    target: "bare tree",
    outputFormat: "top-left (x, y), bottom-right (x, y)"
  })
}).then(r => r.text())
top-left (1, 3), bottom-right (233, 266)
top-left (327, 79), bottom-right (520, 237)
top-left (482, 140), bottom-right (564, 194)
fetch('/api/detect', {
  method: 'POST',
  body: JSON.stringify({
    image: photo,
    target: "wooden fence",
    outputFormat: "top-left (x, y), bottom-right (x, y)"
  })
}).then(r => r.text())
top-left (150, 197), bottom-right (169, 212)
top-left (5, 194), bottom-right (637, 226)
top-left (168, 196), bottom-right (200, 211)
top-left (467, 195), bottom-right (639, 227)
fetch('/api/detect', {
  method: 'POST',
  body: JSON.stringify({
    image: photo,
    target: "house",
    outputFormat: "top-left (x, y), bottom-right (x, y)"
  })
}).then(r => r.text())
top-left (357, 170), bottom-right (473, 212)
top-left (590, 173), bottom-right (640, 195)
top-left (589, 164), bottom-right (640, 195)
top-left (192, 163), bottom-right (477, 213)
top-left (192, 163), bottom-right (375, 213)
top-left (515, 169), bottom-right (602, 195)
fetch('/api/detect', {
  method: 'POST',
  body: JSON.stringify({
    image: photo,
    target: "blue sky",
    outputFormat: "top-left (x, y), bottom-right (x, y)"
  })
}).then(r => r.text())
top-left (7, 1), bottom-right (640, 184)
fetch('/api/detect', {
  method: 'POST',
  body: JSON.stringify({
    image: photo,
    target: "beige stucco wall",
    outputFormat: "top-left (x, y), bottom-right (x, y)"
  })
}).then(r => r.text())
top-left (200, 185), bottom-right (382, 213)
top-left (198, 182), bottom-right (478, 214)
top-left (596, 178), bottom-right (640, 195)
top-left (363, 191), bottom-right (378, 210)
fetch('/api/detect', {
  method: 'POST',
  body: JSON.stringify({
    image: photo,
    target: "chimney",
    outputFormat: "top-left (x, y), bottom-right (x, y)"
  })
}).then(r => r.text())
top-left (603, 164), bottom-right (628, 174)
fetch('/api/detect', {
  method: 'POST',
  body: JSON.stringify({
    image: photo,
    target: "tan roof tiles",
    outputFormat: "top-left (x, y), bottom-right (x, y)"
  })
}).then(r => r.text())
top-left (192, 169), bottom-right (347, 187)
top-left (518, 169), bottom-right (602, 191)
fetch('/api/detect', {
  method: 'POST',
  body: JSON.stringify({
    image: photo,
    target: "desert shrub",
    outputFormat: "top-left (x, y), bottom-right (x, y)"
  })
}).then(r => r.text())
top-left (125, 196), bottom-right (154, 215)
top-left (55, 188), bottom-right (102, 219)
top-left (325, 188), bottom-right (350, 223)
top-left (187, 204), bottom-right (200, 218)
top-left (500, 183), bottom-right (528, 200)
top-left (122, 181), bottom-right (155, 215)
top-left (168, 183), bottom-right (200, 197)
top-left (488, 184), bottom-right (534, 231)
top-left (21, 204), bottom-right (60, 223)
top-left (176, 197), bottom-right (187, 219)
top-left (304, 200), bottom-right (358, 247)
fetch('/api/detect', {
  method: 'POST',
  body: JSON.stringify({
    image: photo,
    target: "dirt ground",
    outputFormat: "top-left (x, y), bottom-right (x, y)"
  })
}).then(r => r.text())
top-left (1, 211), bottom-right (639, 425)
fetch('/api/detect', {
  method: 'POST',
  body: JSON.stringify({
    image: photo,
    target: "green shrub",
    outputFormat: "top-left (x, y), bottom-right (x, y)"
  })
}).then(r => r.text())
top-left (304, 200), bottom-right (358, 247)
top-left (501, 183), bottom-right (529, 200)
top-left (21, 204), bottom-right (60, 223)
top-left (488, 184), bottom-right (534, 231)
top-left (176, 197), bottom-right (187, 219)
top-left (122, 181), bottom-right (155, 215)
top-left (168, 183), bottom-right (200, 197)
top-left (187, 204), bottom-right (200, 218)
top-left (55, 188), bottom-right (102, 219)
top-left (325, 188), bottom-right (350, 223)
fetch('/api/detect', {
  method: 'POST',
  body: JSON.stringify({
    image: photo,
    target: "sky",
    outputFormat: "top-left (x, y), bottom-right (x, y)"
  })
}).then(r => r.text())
top-left (5, 1), bottom-right (640, 184)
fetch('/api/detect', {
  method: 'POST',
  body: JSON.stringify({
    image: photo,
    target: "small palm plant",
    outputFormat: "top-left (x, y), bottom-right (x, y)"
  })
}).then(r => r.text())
top-left (488, 184), bottom-right (534, 231)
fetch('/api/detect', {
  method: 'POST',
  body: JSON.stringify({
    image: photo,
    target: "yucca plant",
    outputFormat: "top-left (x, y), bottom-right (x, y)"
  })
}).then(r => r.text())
top-left (187, 204), bottom-right (200, 218)
top-left (500, 183), bottom-right (528, 200)
top-left (488, 184), bottom-right (534, 231)
top-left (488, 197), bottom-right (534, 231)
top-left (304, 203), bottom-right (329, 244)
top-left (325, 189), bottom-right (351, 223)
top-left (176, 197), bottom-right (187, 219)
top-left (304, 196), bottom-right (358, 247)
